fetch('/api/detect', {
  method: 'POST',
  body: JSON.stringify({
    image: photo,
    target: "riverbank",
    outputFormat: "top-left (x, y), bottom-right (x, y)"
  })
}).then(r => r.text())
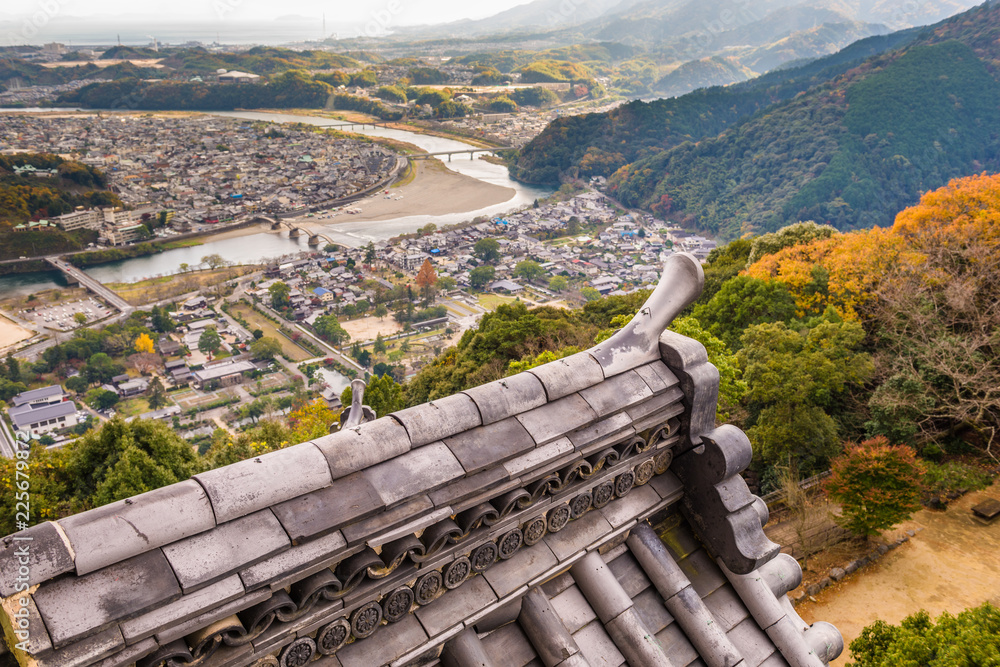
top-left (183, 159), bottom-right (515, 247)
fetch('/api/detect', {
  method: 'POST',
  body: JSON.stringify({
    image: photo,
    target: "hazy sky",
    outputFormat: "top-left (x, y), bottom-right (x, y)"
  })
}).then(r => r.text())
top-left (2, 0), bottom-right (534, 26)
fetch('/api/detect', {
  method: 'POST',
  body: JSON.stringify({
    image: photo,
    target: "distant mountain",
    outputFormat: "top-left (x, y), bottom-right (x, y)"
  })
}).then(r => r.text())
top-left (412, 0), bottom-right (636, 36)
top-left (513, 2), bottom-right (1000, 239)
top-left (653, 56), bottom-right (757, 98)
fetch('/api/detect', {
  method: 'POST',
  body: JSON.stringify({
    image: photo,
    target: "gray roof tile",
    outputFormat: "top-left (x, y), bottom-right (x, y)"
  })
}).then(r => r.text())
top-left (516, 395), bottom-right (597, 445)
top-left (59, 480), bottom-right (215, 575)
top-left (599, 484), bottom-right (660, 530)
top-left (633, 361), bottom-right (679, 395)
top-left (153, 588), bottom-right (272, 645)
top-left (655, 622), bottom-right (699, 667)
top-left (91, 637), bottom-right (157, 667)
top-left (727, 617), bottom-right (776, 667)
top-left (631, 587), bottom-right (674, 634)
top-left (462, 373), bottom-right (548, 425)
top-left (238, 530), bottom-right (346, 591)
top-left (545, 511), bottom-right (613, 562)
top-left (336, 613), bottom-right (428, 667)
top-left (161, 510), bottom-right (290, 593)
top-left (549, 585), bottom-right (597, 634)
top-left (363, 442), bottom-right (466, 506)
top-left (32, 549), bottom-right (181, 648)
top-left (415, 573), bottom-right (497, 637)
top-left (606, 552), bottom-right (652, 599)
top-left (527, 352), bottom-right (604, 401)
top-left (679, 549), bottom-right (727, 599)
top-left (573, 620), bottom-right (626, 667)
top-left (567, 412), bottom-right (634, 453)
top-left (119, 574), bottom-right (245, 643)
top-left (703, 585), bottom-right (750, 633)
top-left (570, 552), bottom-right (633, 623)
top-left (625, 387), bottom-right (685, 429)
top-left (503, 437), bottom-right (574, 478)
top-left (312, 417), bottom-right (412, 479)
top-left (518, 587), bottom-right (582, 665)
top-left (483, 541), bottom-right (558, 598)
top-left (428, 466), bottom-right (515, 511)
top-left (579, 370), bottom-right (653, 419)
top-left (32, 626), bottom-right (123, 667)
top-left (444, 417), bottom-right (536, 474)
top-left (270, 471), bottom-right (383, 544)
top-left (481, 621), bottom-right (539, 667)
top-left (340, 494), bottom-right (434, 546)
top-left (0, 522), bottom-right (74, 597)
top-left (194, 442), bottom-right (332, 524)
top-left (391, 393), bottom-right (482, 447)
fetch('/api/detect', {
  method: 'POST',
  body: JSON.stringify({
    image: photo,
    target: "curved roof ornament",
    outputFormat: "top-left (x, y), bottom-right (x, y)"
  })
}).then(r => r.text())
top-left (589, 252), bottom-right (704, 377)
top-left (339, 378), bottom-right (376, 429)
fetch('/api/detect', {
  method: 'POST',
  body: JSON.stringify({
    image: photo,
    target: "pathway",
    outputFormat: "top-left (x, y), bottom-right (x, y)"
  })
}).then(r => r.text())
top-left (797, 481), bottom-right (1000, 665)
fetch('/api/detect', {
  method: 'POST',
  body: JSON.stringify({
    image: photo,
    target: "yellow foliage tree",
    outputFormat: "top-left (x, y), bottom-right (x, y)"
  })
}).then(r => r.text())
top-left (134, 333), bottom-right (155, 354)
top-left (892, 172), bottom-right (1000, 250)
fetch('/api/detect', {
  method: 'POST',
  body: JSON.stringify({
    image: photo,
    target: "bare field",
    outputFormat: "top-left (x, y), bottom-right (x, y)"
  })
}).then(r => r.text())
top-left (0, 314), bottom-right (33, 349)
top-left (797, 481), bottom-right (1000, 665)
top-left (340, 316), bottom-right (403, 343)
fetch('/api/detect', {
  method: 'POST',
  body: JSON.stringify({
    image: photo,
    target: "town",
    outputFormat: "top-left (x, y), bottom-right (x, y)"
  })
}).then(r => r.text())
top-left (0, 177), bottom-right (716, 457)
top-left (0, 114), bottom-right (402, 240)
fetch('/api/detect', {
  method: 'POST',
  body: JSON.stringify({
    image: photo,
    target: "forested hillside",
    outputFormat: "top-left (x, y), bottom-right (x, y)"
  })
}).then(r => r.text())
top-left (511, 27), bottom-right (922, 183)
top-left (513, 2), bottom-right (1000, 239)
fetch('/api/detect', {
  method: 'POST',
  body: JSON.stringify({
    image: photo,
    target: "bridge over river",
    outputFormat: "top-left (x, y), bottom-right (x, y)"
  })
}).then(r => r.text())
top-left (45, 257), bottom-right (134, 315)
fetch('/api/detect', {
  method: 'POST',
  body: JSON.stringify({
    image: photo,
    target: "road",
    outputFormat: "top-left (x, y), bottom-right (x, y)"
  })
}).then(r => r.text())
top-left (45, 257), bottom-right (134, 314)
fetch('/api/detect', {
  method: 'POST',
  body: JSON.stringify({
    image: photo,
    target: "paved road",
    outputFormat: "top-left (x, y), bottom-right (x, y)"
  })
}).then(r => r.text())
top-left (46, 257), bottom-right (134, 314)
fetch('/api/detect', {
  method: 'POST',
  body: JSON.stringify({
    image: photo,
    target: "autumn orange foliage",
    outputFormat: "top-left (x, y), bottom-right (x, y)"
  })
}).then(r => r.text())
top-left (744, 173), bottom-right (1000, 318)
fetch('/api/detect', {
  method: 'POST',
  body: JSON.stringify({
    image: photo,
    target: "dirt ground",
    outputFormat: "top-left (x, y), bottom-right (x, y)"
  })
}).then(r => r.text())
top-left (340, 315), bottom-right (403, 343)
top-left (0, 314), bottom-right (32, 348)
top-left (797, 481), bottom-right (1000, 665)
top-left (229, 304), bottom-right (312, 362)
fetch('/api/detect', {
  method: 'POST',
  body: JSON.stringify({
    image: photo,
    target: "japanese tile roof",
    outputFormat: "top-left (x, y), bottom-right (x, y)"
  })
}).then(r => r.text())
top-left (0, 253), bottom-right (843, 667)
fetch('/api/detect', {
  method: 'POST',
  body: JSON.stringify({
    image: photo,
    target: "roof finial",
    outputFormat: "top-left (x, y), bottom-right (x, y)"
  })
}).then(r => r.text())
top-left (339, 378), bottom-right (376, 430)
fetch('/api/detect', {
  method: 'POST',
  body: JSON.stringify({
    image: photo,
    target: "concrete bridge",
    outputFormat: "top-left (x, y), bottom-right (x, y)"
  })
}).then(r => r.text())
top-left (410, 147), bottom-right (512, 162)
top-left (316, 121), bottom-right (394, 132)
top-left (44, 257), bottom-right (134, 315)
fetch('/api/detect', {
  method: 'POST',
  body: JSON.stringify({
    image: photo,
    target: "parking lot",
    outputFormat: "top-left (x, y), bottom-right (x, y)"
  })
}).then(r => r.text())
top-left (21, 297), bottom-right (113, 331)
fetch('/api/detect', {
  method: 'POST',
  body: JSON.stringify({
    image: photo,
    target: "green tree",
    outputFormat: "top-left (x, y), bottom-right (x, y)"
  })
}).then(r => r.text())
top-left (469, 265), bottom-right (496, 290)
top-left (848, 603), bottom-right (1000, 667)
top-left (252, 328), bottom-right (264, 339)
top-left (5, 352), bottom-right (21, 383)
top-left (65, 375), bottom-right (89, 394)
top-left (88, 388), bottom-right (120, 411)
top-left (250, 336), bottom-right (282, 360)
top-left (437, 276), bottom-right (457, 291)
top-left (374, 334), bottom-right (387, 354)
top-left (314, 314), bottom-right (350, 345)
top-left (473, 238), bottom-right (501, 263)
top-left (738, 317), bottom-right (873, 472)
top-left (693, 276), bottom-right (798, 350)
top-left (66, 417), bottom-right (200, 507)
top-left (73, 312), bottom-right (88, 326)
top-left (582, 287), bottom-right (601, 301)
top-left (514, 260), bottom-right (545, 282)
top-left (670, 316), bottom-right (746, 422)
top-left (374, 303), bottom-right (389, 320)
top-left (340, 373), bottom-right (405, 418)
top-left (147, 377), bottom-right (167, 410)
top-left (198, 328), bottom-right (222, 359)
top-left (150, 306), bottom-right (176, 333)
top-left (549, 275), bottom-right (569, 293)
top-left (268, 281), bottom-right (291, 309)
top-left (365, 242), bottom-right (376, 264)
top-left (825, 436), bottom-right (924, 539)
top-left (82, 352), bottom-right (125, 384)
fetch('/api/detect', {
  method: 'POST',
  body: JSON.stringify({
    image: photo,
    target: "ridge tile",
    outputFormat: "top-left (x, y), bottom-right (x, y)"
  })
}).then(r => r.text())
top-left (59, 479), bottom-right (215, 575)
top-left (194, 442), bottom-right (332, 524)
top-left (162, 510), bottom-right (290, 593)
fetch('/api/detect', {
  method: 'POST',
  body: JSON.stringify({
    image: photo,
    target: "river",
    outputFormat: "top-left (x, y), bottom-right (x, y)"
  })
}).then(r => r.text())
top-left (0, 109), bottom-right (552, 294)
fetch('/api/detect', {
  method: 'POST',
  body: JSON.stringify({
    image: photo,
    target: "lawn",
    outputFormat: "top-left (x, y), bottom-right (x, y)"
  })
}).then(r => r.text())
top-left (477, 294), bottom-right (516, 310)
top-left (230, 303), bottom-right (312, 362)
top-left (116, 397), bottom-right (151, 417)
